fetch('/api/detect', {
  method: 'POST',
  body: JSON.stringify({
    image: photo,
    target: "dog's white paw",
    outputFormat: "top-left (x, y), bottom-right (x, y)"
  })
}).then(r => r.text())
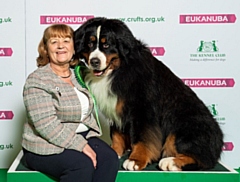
top-left (123, 159), bottom-right (139, 171)
top-left (159, 157), bottom-right (181, 171)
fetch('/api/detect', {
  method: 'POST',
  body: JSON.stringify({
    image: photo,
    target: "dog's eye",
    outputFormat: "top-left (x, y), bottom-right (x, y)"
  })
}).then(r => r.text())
top-left (88, 43), bottom-right (94, 48)
top-left (103, 44), bottom-right (109, 49)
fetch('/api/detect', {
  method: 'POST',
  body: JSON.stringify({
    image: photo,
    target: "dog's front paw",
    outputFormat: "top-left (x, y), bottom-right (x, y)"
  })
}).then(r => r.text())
top-left (123, 159), bottom-right (140, 170)
top-left (159, 157), bottom-right (181, 171)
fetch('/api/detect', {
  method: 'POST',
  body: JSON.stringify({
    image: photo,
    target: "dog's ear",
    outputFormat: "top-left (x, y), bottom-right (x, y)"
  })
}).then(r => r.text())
top-left (74, 17), bottom-right (106, 61)
top-left (109, 20), bottom-right (140, 60)
top-left (74, 25), bottom-right (86, 59)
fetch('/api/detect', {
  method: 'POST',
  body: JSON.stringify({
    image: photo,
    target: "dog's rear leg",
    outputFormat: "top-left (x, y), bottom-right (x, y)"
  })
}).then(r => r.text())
top-left (159, 154), bottom-right (197, 171)
top-left (159, 134), bottom-right (197, 171)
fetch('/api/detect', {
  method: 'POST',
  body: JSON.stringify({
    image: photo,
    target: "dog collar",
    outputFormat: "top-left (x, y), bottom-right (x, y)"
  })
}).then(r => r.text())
top-left (74, 65), bottom-right (102, 134)
top-left (74, 65), bottom-right (87, 89)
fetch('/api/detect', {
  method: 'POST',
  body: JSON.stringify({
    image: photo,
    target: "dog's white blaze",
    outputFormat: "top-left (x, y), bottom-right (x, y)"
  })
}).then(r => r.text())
top-left (89, 48), bottom-right (107, 70)
top-left (96, 25), bottom-right (101, 41)
top-left (85, 74), bottom-right (122, 128)
top-left (89, 25), bottom-right (107, 70)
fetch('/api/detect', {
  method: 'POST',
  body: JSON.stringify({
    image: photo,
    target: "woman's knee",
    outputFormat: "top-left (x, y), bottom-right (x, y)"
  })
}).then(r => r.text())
top-left (72, 154), bottom-right (95, 172)
top-left (109, 148), bottom-right (119, 163)
top-left (61, 156), bottom-right (95, 181)
top-left (102, 147), bottom-right (119, 169)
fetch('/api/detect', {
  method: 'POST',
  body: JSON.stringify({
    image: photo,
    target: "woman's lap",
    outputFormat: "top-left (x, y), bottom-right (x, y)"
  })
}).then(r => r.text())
top-left (23, 137), bottom-right (119, 182)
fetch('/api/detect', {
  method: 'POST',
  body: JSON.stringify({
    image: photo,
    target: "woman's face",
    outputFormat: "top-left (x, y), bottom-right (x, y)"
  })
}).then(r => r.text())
top-left (47, 36), bottom-right (74, 65)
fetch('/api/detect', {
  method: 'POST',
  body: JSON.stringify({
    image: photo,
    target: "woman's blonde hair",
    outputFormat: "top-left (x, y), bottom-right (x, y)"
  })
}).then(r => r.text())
top-left (37, 24), bottom-right (79, 67)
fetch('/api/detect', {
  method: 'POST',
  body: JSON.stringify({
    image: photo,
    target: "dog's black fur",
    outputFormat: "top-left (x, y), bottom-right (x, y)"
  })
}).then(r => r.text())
top-left (74, 17), bottom-right (223, 171)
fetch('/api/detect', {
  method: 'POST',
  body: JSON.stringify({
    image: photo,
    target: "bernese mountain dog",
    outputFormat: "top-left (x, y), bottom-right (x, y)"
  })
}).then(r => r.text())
top-left (74, 17), bottom-right (224, 171)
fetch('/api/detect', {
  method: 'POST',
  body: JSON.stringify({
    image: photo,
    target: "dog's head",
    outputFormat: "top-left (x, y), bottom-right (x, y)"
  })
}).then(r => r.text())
top-left (74, 17), bottom-right (136, 77)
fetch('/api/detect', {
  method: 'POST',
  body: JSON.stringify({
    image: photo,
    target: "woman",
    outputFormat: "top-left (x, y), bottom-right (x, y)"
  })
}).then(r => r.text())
top-left (22, 24), bottom-right (119, 182)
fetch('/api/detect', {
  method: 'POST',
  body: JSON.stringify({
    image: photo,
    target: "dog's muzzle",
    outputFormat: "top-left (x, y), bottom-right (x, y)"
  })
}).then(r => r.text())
top-left (89, 57), bottom-right (112, 77)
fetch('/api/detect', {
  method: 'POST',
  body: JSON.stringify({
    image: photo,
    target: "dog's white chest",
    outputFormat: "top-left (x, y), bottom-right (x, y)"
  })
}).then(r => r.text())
top-left (85, 75), bottom-right (121, 127)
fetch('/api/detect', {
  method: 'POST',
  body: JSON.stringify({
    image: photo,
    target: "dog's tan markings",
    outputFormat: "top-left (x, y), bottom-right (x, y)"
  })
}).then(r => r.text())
top-left (111, 130), bottom-right (130, 157)
top-left (106, 54), bottom-right (121, 69)
top-left (101, 37), bottom-right (106, 43)
top-left (116, 98), bottom-right (124, 116)
top-left (90, 35), bottom-right (96, 42)
top-left (111, 132), bottom-right (125, 157)
top-left (161, 134), bottom-right (178, 158)
top-left (127, 142), bottom-right (153, 170)
top-left (123, 128), bottom-right (162, 171)
top-left (142, 127), bottom-right (163, 161)
top-left (112, 130), bottom-right (130, 157)
top-left (146, 140), bottom-right (162, 162)
top-left (173, 154), bottom-right (197, 169)
top-left (82, 53), bottom-right (90, 62)
top-left (112, 57), bottom-right (121, 69)
top-left (161, 134), bottom-right (198, 169)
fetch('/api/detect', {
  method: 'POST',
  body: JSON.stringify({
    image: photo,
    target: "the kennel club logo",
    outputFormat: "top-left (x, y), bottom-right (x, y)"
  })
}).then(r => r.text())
top-left (207, 103), bottom-right (226, 125)
top-left (40, 15), bottom-right (94, 24)
top-left (0, 111), bottom-right (14, 120)
top-left (180, 14), bottom-right (236, 24)
top-left (0, 48), bottom-right (13, 57)
top-left (182, 78), bottom-right (235, 88)
top-left (190, 40), bottom-right (226, 62)
top-left (197, 40), bottom-right (218, 52)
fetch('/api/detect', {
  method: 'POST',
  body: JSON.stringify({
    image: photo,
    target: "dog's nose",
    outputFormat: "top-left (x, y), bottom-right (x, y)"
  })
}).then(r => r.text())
top-left (90, 58), bottom-right (100, 68)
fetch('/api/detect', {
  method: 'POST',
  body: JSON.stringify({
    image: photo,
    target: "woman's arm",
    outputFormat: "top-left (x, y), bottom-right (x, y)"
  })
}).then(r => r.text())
top-left (23, 74), bottom-right (88, 152)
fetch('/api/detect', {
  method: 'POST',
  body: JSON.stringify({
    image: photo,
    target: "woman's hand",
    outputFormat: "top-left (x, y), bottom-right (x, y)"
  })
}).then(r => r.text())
top-left (83, 144), bottom-right (97, 168)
